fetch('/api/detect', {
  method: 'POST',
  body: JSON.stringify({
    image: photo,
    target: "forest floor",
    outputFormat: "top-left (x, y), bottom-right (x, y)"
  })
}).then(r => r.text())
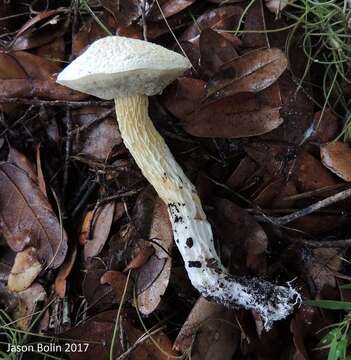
top-left (1, 0), bottom-right (351, 359)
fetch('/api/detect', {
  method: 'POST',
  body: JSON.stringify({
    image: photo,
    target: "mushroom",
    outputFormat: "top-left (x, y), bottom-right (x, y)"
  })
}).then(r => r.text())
top-left (57, 36), bottom-right (300, 329)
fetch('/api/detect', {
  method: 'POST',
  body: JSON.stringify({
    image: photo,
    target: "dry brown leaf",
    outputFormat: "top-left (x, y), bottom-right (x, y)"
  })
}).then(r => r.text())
top-left (199, 28), bottom-right (239, 77)
top-left (100, 270), bottom-right (131, 303)
top-left (180, 6), bottom-right (243, 42)
top-left (12, 8), bottom-right (69, 51)
top-left (124, 245), bottom-right (155, 271)
top-left (72, 107), bottom-right (121, 160)
top-left (62, 310), bottom-right (177, 360)
top-left (7, 247), bottom-right (42, 292)
top-left (54, 245), bottom-right (77, 298)
top-left (147, 0), bottom-right (196, 21)
top-left (137, 197), bottom-right (173, 315)
top-left (206, 48), bottom-right (288, 99)
top-left (321, 141), bottom-right (351, 182)
top-left (174, 297), bottom-right (239, 359)
top-left (294, 151), bottom-right (337, 192)
top-left (101, 0), bottom-right (140, 26)
top-left (164, 78), bottom-right (283, 138)
top-left (0, 150), bottom-right (67, 269)
top-left (84, 202), bottom-right (115, 261)
top-left (214, 198), bottom-right (268, 273)
top-left (13, 282), bottom-right (47, 330)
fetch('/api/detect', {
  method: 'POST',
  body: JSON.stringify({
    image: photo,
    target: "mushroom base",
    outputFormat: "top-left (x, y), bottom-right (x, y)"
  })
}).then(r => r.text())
top-left (114, 95), bottom-right (300, 330)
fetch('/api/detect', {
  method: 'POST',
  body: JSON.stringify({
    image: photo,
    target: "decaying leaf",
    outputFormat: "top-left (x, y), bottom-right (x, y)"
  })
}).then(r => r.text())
top-left (199, 28), bottom-right (239, 78)
top-left (84, 201), bottom-right (115, 261)
top-left (55, 245), bottom-right (77, 298)
top-left (214, 198), bottom-right (268, 273)
top-left (62, 310), bottom-right (177, 360)
top-left (180, 6), bottom-right (243, 42)
top-left (321, 141), bottom-right (351, 182)
top-left (72, 107), bottom-right (121, 160)
top-left (174, 297), bottom-right (239, 359)
top-left (13, 282), bottom-right (47, 330)
top-left (8, 247), bottom-right (42, 292)
top-left (206, 48), bottom-right (288, 99)
top-left (137, 197), bottom-right (173, 315)
top-left (0, 149), bottom-right (67, 269)
top-left (124, 244), bottom-right (155, 271)
top-left (100, 270), bottom-right (131, 303)
top-left (147, 0), bottom-right (196, 21)
top-left (164, 78), bottom-right (283, 138)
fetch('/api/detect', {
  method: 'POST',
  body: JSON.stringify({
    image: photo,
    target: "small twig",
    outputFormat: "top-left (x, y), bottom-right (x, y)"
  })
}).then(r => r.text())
top-left (298, 238), bottom-right (351, 248)
top-left (257, 187), bottom-right (351, 225)
top-left (68, 108), bottom-right (114, 136)
top-left (97, 188), bottom-right (144, 206)
top-left (63, 109), bottom-right (72, 201)
top-left (0, 98), bottom-right (112, 108)
top-left (141, 0), bottom-right (148, 41)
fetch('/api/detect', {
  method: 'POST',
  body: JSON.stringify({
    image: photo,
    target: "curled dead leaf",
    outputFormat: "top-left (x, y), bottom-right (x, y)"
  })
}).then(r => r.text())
top-left (174, 297), bottom-right (239, 359)
top-left (8, 247), bottom-right (42, 292)
top-left (0, 149), bottom-right (68, 269)
top-left (321, 141), bottom-right (351, 182)
top-left (84, 201), bottom-right (115, 261)
top-left (206, 48), bottom-right (288, 99)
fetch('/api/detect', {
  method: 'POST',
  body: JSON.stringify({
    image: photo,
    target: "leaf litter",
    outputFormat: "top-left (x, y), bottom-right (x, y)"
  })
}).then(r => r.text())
top-left (0, 1), bottom-right (351, 359)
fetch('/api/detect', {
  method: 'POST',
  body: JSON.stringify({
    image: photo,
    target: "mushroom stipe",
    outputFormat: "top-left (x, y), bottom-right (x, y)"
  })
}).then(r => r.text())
top-left (57, 36), bottom-right (301, 330)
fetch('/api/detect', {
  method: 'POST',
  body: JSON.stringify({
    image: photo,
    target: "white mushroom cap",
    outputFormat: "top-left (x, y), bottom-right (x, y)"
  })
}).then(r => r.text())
top-left (57, 36), bottom-right (191, 99)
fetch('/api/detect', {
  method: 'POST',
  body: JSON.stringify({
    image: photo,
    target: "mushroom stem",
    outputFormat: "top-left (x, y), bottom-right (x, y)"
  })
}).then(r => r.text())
top-left (114, 95), bottom-right (300, 329)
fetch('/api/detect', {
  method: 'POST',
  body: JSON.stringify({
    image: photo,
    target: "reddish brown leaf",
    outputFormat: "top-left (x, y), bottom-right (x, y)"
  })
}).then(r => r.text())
top-left (206, 48), bottom-right (288, 99)
top-left (214, 198), bottom-right (268, 273)
top-left (0, 78), bottom-right (87, 100)
top-left (174, 297), bottom-right (239, 359)
top-left (137, 197), bottom-right (173, 315)
top-left (310, 109), bottom-right (339, 144)
top-left (62, 310), bottom-right (177, 360)
top-left (84, 202), bottom-right (115, 261)
top-left (294, 151), bottom-right (337, 192)
top-left (101, 0), bottom-right (141, 26)
top-left (12, 9), bottom-right (69, 50)
top-left (164, 77), bottom-right (283, 138)
top-left (180, 6), bottom-right (243, 42)
top-left (321, 142), bottom-right (351, 182)
top-left (199, 28), bottom-right (239, 77)
top-left (54, 245), bottom-right (77, 298)
top-left (100, 270), bottom-right (131, 303)
top-left (124, 245), bottom-right (155, 271)
top-left (147, 0), bottom-right (196, 21)
top-left (0, 150), bottom-right (67, 269)
top-left (13, 282), bottom-right (47, 330)
top-left (72, 107), bottom-right (121, 160)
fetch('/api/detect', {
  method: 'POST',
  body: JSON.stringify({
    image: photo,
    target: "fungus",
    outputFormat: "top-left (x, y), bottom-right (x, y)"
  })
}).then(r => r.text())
top-left (57, 36), bottom-right (300, 329)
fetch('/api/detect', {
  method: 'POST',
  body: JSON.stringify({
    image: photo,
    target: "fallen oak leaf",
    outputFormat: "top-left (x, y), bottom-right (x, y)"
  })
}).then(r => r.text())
top-left (137, 197), bottom-right (173, 315)
top-left (206, 48), bottom-right (288, 99)
top-left (54, 244), bottom-right (77, 298)
top-left (146, 0), bottom-right (197, 21)
top-left (124, 243), bottom-right (155, 271)
top-left (84, 201), bottom-right (115, 261)
top-left (174, 297), bottom-right (239, 359)
top-left (7, 247), bottom-right (42, 292)
top-left (0, 79), bottom-right (87, 100)
top-left (0, 150), bottom-right (68, 269)
top-left (321, 142), bottom-right (351, 182)
top-left (164, 77), bottom-right (284, 138)
top-left (100, 270), bottom-right (131, 303)
top-left (199, 28), bottom-right (239, 78)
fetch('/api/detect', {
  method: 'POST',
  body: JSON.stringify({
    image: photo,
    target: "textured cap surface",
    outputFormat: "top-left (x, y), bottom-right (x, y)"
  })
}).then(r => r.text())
top-left (57, 36), bottom-right (191, 99)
